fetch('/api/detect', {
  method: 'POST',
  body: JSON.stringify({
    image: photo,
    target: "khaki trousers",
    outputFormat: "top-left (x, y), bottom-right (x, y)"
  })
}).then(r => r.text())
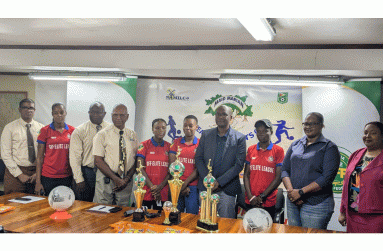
top-left (4, 166), bottom-right (36, 195)
top-left (93, 170), bottom-right (133, 207)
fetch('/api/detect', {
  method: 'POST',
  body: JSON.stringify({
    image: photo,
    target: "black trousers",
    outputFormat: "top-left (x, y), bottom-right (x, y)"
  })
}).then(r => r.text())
top-left (73, 166), bottom-right (97, 202)
top-left (41, 176), bottom-right (73, 196)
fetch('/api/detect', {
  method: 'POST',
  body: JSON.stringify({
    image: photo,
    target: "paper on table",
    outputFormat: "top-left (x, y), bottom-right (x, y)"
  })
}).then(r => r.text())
top-left (87, 205), bottom-right (115, 213)
top-left (8, 196), bottom-right (46, 204)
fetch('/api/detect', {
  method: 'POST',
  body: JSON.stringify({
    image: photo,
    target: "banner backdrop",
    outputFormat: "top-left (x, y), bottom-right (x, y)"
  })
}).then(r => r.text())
top-left (135, 79), bottom-right (303, 154)
top-left (66, 79), bottom-right (137, 128)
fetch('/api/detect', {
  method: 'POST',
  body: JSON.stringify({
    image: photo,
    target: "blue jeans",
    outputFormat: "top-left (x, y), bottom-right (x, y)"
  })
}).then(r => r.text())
top-left (286, 195), bottom-right (334, 230)
top-left (177, 186), bottom-right (199, 215)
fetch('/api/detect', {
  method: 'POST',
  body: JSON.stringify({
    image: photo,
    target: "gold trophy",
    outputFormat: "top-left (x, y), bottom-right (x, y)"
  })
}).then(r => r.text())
top-left (168, 146), bottom-right (185, 224)
top-left (132, 160), bottom-right (146, 222)
top-left (196, 159), bottom-right (219, 232)
top-left (162, 201), bottom-right (173, 225)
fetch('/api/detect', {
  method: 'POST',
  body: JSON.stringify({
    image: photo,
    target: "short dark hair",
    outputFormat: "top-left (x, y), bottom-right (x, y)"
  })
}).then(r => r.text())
top-left (365, 121), bottom-right (383, 135)
top-left (19, 98), bottom-right (35, 108)
top-left (52, 102), bottom-right (66, 111)
top-left (184, 115), bottom-right (198, 124)
top-left (306, 112), bottom-right (324, 124)
top-left (152, 118), bottom-right (167, 128)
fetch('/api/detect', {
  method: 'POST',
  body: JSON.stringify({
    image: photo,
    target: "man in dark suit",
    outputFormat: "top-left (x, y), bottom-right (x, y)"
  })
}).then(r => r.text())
top-left (195, 105), bottom-right (246, 218)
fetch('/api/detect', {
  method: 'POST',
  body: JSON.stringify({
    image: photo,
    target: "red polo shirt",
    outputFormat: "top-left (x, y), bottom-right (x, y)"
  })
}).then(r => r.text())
top-left (137, 138), bottom-right (170, 201)
top-left (169, 136), bottom-right (199, 186)
top-left (245, 142), bottom-right (284, 207)
top-left (37, 123), bottom-right (75, 178)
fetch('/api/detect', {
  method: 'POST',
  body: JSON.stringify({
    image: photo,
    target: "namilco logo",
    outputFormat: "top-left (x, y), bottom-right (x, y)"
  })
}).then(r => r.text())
top-left (204, 94), bottom-right (253, 117)
top-left (166, 88), bottom-right (189, 101)
top-left (277, 92), bottom-right (288, 104)
top-left (332, 147), bottom-right (352, 193)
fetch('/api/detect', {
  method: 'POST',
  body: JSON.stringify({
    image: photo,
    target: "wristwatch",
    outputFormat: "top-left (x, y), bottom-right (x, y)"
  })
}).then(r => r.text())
top-left (298, 189), bottom-right (305, 197)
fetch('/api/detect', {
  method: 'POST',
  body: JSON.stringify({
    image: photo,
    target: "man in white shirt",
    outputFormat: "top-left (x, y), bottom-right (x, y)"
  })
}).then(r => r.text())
top-left (93, 104), bottom-right (138, 206)
top-left (69, 102), bottom-right (110, 202)
top-left (1, 98), bottom-right (44, 194)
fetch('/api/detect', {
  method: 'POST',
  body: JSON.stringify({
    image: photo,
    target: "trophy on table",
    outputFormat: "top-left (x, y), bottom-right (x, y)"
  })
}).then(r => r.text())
top-left (162, 201), bottom-right (173, 225)
top-left (196, 159), bottom-right (220, 233)
top-left (168, 146), bottom-right (185, 225)
top-left (132, 160), bottom-right (147, 222)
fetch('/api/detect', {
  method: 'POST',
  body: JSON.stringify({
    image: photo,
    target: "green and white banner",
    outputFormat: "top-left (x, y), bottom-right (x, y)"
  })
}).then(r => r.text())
top-left (135, 79), bottom-right (303, 154)
top-left (66, 79), bottom-right (137, 128)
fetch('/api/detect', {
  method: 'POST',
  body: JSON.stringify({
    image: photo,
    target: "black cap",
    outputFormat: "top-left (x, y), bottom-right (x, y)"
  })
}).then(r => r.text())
top-left (254, 119), bottom-right (272, 129)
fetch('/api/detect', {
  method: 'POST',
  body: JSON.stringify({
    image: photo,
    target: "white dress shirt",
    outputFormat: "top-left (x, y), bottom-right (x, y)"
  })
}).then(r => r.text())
top-left (1, 118), bottom-right (44, 177)
top-left (69, 120), bottom-right (110, 183)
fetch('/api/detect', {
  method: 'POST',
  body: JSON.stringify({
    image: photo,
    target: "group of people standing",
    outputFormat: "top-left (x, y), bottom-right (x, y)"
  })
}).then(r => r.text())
top-left (1, 98), bottom-right (383, 233)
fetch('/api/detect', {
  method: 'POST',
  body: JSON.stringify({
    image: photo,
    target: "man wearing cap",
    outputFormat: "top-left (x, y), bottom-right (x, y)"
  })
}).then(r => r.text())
top-left (243, 119), bottom-right (284, 219)
top-left (69, 102), bottom-right (110, 202)
top-left (195, 105), bottom-right (246, 219)
top-left (1, 98), bottom-right (44, 194)
top-left (92, 104), bottom-right (138, 206)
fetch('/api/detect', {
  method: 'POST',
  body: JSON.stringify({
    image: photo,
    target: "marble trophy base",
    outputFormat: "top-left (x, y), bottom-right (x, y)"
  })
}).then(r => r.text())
top-left (169, 211), bottom-right (181, 225)
top-left (196, 220), bottom-right (219, 233)
top-left (132, 211), bottom-right (145, 222)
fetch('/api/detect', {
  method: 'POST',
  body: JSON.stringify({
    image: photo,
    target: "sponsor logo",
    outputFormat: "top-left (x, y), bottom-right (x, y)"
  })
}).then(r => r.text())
top-left (166, 88), bottom-right (190, 101)
top-left (252, 157), bottom-right (256, 160)
top-left (277, 92), bottom-right (288, 104)
top-left (150, 152), bottom-right (155, 154)
top-left (333, 147), bottom-right (351, 193)
top-left (51, 137), bottom-right (56, 139)
top-left (204, 94), bottom-right (253, 117)
top-left (138, 145), bottom-right (144, 151)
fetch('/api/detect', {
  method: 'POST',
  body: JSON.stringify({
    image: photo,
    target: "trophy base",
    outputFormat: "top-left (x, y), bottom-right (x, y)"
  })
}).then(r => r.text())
top-left (196, 220), bottom-right (219, 233)
top-left (132, 212), bottom-right (145, 222)
top-left (169, 211), bottom-right (181, 225)
top-left (162, 221), bottom-right (172, 226)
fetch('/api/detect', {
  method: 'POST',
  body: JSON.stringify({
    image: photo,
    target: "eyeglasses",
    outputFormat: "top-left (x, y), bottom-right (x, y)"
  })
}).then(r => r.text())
top-left (20, 106), bottom-right (36, 111)
top-left (302, 122), bottom-right (321, 127)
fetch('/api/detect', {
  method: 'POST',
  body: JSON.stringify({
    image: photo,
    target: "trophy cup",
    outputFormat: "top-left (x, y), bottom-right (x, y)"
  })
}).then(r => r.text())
top-left (132, 161), bottom-right (146, 222)
top-left (168, 146), bottom-right (185, 224)
top-left (196, 159), bottom-right (219, 232)
top-left (162, 201), bottom-right (173, 225)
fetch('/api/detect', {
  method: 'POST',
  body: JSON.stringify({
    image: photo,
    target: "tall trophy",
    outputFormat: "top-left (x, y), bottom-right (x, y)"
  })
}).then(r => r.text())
top-left (196, 159), bottom-right (219, 232)
top-left (168, 146), bottom-right (185, 224)
top-left (132, 160), bottom-right (146, 222)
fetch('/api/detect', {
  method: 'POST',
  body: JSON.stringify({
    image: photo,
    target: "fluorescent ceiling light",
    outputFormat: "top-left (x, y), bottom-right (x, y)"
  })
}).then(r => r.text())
top-left (238, 18), bottom-right (276, 41)
top-left (219, 74), bottom-right (344, 87)
top-left (29, 72), bottom-right (128, 82)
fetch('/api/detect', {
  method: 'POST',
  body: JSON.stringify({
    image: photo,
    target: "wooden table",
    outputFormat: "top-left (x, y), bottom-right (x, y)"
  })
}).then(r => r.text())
top-left (0, 193), bottom-right (338, 233)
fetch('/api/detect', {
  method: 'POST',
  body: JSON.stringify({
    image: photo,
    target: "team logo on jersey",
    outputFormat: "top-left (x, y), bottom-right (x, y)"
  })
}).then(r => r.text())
top-left (268, 156), bottom-right (274, 162)
top-left (166, 88), bottom-right (190, 101)
top-left (67, 134), bottom-right (71, 139)
top-left (138, 144), bottom-right (144, 151)
top-left (277, 92), bottom-right (288, 104)
top-left (204, 94), bottom-right (253, 117)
